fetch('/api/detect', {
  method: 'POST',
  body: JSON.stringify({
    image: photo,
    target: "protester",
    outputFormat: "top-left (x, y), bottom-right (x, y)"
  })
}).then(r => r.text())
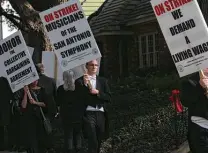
top-left (181, 69), bottom-right (208, 153)
top-left (75, 60), bottom-right (111, 153)
top-left (56, 70), bottom-right (85, 153)
top-left (9, 89), bottom-right (26, 152)
top-left (20, 80), bottom-right (50, 153)
top-left (36, 63), bottom-right (57, 119)
top-left (0, 77), bottom-right (13, 151)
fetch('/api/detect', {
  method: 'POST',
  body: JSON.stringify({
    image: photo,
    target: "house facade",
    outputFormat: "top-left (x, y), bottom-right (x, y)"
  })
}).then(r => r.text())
top-left (81, 0), bottom-right (105, 17)
top-left (89, 0), bottom-right (208, 79)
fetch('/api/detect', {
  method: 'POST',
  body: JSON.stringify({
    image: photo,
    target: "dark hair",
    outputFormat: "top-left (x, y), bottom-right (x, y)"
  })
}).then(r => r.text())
top-left (35, 65), bottom-right (41, 74)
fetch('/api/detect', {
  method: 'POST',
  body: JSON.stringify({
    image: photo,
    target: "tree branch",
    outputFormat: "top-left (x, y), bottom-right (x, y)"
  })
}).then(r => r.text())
top-left (81, 0), bottom-right (87, 5)
top-left (0, 6), bottom-right (27, 31)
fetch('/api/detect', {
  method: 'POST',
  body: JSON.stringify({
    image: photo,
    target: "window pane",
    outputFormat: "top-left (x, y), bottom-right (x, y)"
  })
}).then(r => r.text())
top-left (134, 36), bottom-right (140, 66)
top-left (156, 52), bottom-right (159, 65)
top-left (155, 33), bottom-right (159, 52)
top-left (143, 54), bottom-right (147, 67)
top-left (141, 36), bottom-right (146, 54)
top-left (148, 35), bottom-right (153, 53)
top-left (150, 53), bottom-right (154, 66)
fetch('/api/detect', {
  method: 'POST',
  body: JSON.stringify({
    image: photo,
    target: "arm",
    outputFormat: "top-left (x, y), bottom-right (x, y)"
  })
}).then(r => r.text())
top-left (180, 80), bottom-right (198, 107)
top-left (97, 79), bottom-right (111, 103)
top-left (21, 90), bottom-right (28, 109)
top-left (29, 89), bottom-right (46, 107)
top-left (55, 86), bottom-right (62, 107)
top-left (52, 79), bottom-right (58, 107)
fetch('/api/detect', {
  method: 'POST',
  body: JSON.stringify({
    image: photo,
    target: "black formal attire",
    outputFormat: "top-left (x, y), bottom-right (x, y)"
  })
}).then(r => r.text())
top-left (0, 77), bottom-right (13, 150)
top-left (20, 88), bottom-right (50, 153)
top-left (181, 73), bottom-right (208, 153)
top-left (75, 76), bottom-right (111, 153)
top-left (8, 90), bottom-right (24, 151)
top-left (38, 74), bottom-right (57, 119)
top-left (56, 85), bottom-right (85, 153)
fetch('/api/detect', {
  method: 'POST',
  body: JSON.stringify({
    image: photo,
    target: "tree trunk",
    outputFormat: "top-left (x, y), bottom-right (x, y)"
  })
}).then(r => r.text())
top-left (7, 0), bottom-right (68, 63)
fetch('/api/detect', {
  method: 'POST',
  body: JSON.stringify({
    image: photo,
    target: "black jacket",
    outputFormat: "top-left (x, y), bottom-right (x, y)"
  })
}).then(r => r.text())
top-left (75, 76), bottom-right (111, 139)
top-left (0, 77), bottom-right (13, 126)
top-left (38, 74), bottom-right (57, 118)
top-left (181, 73), bottom-right (208, 119)
top-left (181, 73), bottom-right (208, 152)
top-left (56, 85), bottom-right (85, 125)
top-left (75, 76), bottom-right (111, 108)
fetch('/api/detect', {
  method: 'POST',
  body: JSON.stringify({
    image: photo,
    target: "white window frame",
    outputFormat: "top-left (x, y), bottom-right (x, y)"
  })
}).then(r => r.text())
top-left (135, 32), bottom-right (160, 68)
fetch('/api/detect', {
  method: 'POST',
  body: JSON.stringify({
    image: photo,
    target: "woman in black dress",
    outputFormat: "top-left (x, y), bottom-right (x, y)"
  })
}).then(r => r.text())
top-left (56, 70), bottom-right (85, 153)
top-left (20, 80), bottom-right (50, 153)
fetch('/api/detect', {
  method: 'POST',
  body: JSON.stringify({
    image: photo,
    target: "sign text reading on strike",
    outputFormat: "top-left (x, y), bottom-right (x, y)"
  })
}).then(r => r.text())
top-left (44, 3), bottom-right (79, 22)
top-left (154, 0), bottom-right (192, 16)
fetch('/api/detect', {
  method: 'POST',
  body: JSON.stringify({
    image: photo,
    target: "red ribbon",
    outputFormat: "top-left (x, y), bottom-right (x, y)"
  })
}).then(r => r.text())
top-left (169, 89), bottom-right (183, 113)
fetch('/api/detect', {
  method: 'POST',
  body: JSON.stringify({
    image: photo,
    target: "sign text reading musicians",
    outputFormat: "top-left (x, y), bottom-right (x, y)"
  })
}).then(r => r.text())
top-left (44, 3), bottom-right (84, 32)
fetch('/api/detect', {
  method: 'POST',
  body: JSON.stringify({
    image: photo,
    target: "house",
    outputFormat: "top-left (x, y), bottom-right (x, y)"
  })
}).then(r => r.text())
top-left (81, 0), bottom-right (105, 17)
top-left (89, 0), bottom-right (208, 79)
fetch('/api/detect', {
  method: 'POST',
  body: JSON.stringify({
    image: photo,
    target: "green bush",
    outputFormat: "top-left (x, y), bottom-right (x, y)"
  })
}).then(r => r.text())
top-left (101, 105), bottom-right (187, 153)
top-left (146, 72), bottom-right (181, 90)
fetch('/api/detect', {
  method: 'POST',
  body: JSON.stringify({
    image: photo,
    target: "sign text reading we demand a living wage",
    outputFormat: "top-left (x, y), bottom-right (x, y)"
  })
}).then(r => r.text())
top-left (153, 0), bottom-right (208, 64)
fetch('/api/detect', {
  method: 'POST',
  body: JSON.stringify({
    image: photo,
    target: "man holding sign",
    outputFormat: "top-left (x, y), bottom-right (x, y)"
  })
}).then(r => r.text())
top-left (76, 60), bottom-right (111, 153)
top-left (151, 0), bottom-right (208, 151)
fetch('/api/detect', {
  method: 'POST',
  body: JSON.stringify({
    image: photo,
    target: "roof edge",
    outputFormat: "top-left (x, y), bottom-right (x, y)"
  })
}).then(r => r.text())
top-left (126, 14), bottom-right (156, 26)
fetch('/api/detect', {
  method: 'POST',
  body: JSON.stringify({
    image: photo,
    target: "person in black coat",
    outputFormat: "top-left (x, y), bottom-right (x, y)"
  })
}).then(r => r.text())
top-left (181, 71), bottom-right (208, 153)
top-left (20, 80), bottom-right (50, 153)
top-left (0, 77), bottom-right (13, 150)
top-left (75, 60), bottom-right (111, 153)
top-left (56, 70), bottom-right (85, 153)
top-left (36, 63), bottom-right (57, 119)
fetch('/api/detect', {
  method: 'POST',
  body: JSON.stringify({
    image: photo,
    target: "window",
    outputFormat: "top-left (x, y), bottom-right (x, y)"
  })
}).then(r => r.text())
top-left (134, 33), bottom-right (160, 68)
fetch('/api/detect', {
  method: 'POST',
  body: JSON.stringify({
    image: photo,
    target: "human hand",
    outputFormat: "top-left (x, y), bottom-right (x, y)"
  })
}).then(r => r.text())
top-left (83, 74), bottom-right (90, 85)
top-left (38, 102), bottom-right (46, 107)
top-left (90, 89), bottom-right (99, 95)
top-left (23, 86), bottom-right (29, 93)
top-left (199, 78), bottom-right (208, 89)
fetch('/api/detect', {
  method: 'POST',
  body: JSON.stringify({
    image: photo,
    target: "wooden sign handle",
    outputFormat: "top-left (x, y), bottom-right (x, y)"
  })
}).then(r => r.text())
top-left (200, 70), bottom-right (205, 78)
top-left (84, 69), bottom-right (93, 89)
top-left (54, 55), bottom-right (58, 81)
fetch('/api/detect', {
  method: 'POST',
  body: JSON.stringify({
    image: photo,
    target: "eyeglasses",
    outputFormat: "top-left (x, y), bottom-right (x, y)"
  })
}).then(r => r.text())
top-left (88, 64), bottom-right (98, 67)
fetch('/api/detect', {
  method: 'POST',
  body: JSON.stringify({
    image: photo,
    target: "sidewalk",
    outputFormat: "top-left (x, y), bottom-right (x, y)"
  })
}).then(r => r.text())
top-left (171, 141), bottom-right (190, 153)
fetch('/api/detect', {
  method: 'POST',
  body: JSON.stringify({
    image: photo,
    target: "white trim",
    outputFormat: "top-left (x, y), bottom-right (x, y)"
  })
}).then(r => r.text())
top-left (135, 32), bottom-right (159, 68)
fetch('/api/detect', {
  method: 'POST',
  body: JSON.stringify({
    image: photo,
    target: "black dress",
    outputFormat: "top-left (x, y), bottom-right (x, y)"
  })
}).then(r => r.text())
top-left (56, 85), bottom-right (85, 152)
top-left (20, 87), bottom-right (50, 153)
